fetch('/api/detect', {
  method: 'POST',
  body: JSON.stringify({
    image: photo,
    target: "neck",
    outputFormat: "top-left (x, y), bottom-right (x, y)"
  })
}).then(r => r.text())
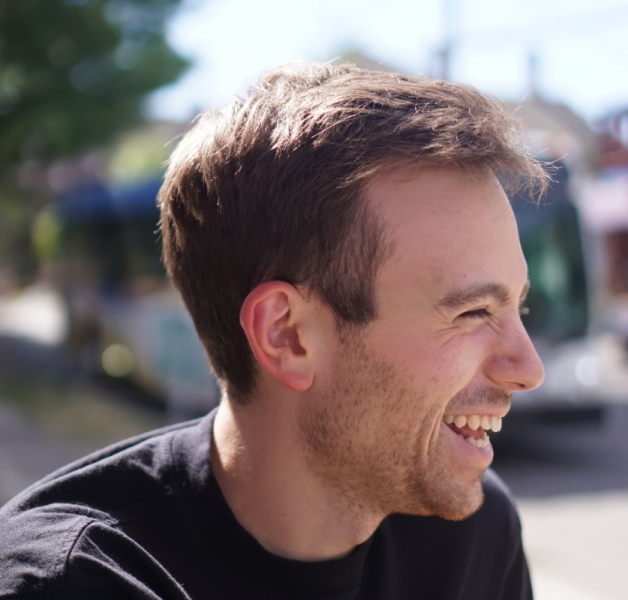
top-left (210, 392), bottom-right (383, 561)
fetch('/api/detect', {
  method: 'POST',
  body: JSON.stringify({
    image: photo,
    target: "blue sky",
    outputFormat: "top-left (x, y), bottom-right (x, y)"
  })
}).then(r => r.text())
top-left (149, 0), bottom-right (628, 124)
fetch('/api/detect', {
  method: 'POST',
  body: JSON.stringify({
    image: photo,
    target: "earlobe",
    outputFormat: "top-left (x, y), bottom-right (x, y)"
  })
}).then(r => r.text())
top-left (240, 282), bottom-right (314, 392)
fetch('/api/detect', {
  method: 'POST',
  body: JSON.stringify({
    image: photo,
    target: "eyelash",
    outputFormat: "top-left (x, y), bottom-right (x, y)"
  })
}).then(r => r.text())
top-left (459, 306), bottom-right (529, 320)
top-left (459, 308), bottom-right (491, 320)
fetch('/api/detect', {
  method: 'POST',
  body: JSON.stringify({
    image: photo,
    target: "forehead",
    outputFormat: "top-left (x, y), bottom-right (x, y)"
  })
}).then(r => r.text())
top-left (364, 168), bottom-right (526, 298)
top-left (366, 166), bottom-right (506, 219)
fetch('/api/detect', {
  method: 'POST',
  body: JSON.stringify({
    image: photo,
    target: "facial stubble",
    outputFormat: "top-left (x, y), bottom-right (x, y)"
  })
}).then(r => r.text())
top-left (298, 330), bottom-right (488, 523)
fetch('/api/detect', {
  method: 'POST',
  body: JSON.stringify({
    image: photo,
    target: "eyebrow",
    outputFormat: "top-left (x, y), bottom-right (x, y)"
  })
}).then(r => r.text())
top-left (438, 280), bottom-right (530, 310)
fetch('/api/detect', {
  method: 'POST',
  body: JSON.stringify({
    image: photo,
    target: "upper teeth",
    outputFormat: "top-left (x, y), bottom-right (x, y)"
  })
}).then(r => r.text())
top-left (444, 414), bottom-right (502, 432)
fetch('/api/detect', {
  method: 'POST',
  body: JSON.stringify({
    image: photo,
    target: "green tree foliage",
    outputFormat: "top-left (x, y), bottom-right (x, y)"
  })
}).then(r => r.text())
top-left (0, 0), bottom-right (189, 283)
top-left (0, 0), bottom-right (189, 166)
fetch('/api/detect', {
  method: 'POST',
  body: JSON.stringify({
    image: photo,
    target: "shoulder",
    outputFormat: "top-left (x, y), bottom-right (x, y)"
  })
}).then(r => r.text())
top-left (470, 469), bottom-right (532, 599)
top-left (383, 469), bottom-right (531, 600)
top-left (477, 467), bottom-right (523, 535)
top-left (388, 468), bottom-right (522, 543)
top-left (0, 417), bottom-right (208, 598)
top-left (2, 417), bottom-right (204, 517)
top-left (0, 503), bottom-right (101, 596)
top-left (0, 505), bottom-right (192, 599)
top-left (446, 468), bottom-right (525, 556)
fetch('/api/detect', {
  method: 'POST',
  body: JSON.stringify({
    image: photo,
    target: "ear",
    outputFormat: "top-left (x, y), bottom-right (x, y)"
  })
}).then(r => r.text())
top-left (240, 281), bottom-right (315, 392)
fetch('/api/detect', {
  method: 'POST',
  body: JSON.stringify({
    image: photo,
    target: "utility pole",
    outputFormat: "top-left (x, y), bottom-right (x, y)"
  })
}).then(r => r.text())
top-left (435, 0), bottom-right (458, 80)
top-left (527, 50), bottom-right (541, 99)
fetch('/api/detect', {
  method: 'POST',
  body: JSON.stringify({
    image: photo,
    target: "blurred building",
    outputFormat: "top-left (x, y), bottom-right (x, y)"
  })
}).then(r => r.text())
top-left (579, 108), bottom-right (628, 343)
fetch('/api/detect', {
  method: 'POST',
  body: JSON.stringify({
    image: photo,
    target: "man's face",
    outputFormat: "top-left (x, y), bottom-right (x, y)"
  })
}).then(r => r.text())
top-left (298, 168), bottom-right (544, 521)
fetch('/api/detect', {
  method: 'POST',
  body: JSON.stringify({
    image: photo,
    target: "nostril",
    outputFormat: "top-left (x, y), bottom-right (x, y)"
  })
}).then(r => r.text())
top-left (484, 351), bottom-right (544, 392)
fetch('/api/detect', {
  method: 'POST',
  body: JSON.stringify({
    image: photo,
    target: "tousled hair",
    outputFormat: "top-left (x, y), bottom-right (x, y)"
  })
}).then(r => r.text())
top-left (159, 62), bottom-right (549, 402)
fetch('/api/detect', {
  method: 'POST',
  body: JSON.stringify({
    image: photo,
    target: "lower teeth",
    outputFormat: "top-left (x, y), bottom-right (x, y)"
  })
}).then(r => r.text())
top-left (463, 435), bottom-right (489, 449)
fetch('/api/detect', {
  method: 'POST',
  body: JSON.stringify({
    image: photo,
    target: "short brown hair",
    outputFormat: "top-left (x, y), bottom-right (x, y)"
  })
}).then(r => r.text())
top-left (159, 62), bottom-right (548, 402)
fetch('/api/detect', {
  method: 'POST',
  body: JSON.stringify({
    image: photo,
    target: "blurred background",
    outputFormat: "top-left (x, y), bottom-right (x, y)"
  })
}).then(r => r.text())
top-left (1, 0), bottom-right (628, 597)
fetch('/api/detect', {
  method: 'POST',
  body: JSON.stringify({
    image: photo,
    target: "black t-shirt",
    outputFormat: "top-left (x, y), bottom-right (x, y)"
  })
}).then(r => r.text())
top-left (0, 412), bottom-right (532, 599)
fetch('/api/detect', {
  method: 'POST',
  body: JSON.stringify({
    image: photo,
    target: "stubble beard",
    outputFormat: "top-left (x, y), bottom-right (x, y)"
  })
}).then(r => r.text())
top-left (297, 330), bottom-right (497, 523)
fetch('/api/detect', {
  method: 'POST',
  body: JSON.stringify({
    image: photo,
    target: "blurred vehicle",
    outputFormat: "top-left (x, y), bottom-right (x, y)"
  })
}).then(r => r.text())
top-left (512, 162), bottom-right (628, 417)
top-left (55, 177), bottom-right (220, 417)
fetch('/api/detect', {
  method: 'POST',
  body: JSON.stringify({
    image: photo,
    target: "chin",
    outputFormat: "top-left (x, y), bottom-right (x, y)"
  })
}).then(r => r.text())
top-left (403, 470), bottom-right (486, 522)
top-left (438, 491), bottom-right (485, 522)
top-left (436, 479), bottom-right (486, 521)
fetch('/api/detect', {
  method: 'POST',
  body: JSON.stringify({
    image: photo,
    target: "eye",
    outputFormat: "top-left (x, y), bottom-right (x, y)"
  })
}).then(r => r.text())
top-left (458, 308), bottom-right (491, 320)
top-left (519, 305), bottom-right (530, 316)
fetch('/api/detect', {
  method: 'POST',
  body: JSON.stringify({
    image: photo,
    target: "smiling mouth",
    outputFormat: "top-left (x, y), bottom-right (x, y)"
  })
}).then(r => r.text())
top-left (443, 413), bottom-right (503, 450)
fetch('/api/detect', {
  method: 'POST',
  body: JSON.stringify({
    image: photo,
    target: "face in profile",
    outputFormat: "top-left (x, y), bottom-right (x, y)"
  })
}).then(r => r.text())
top-left (298, 168), bottom-right (544, 521)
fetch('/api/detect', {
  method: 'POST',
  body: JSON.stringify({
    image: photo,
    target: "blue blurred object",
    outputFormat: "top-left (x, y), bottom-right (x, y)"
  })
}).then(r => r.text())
top-left (58, 178), bottom-right (161, 223)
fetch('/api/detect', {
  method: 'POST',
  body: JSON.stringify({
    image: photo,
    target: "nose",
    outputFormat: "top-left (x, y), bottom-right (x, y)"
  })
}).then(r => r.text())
top-left (483, 316), bottom-right (544, 392)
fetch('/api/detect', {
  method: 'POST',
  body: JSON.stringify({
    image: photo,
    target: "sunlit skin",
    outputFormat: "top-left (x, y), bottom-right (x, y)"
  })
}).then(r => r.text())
top-left (211, 168), bottom-right (544, 562)
top-left (298, 168), bottom-right (544, 520)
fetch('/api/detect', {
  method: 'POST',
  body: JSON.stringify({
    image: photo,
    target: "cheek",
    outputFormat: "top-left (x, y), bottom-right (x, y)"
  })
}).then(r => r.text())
top-left (370, 325), bottom-right (491, 401)
top-left (437, 329), bottom-right (495, 383)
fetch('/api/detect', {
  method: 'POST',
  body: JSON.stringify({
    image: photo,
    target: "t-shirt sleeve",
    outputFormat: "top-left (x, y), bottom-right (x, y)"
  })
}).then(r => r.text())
top-left (0, 509), bottom-right (188, 600)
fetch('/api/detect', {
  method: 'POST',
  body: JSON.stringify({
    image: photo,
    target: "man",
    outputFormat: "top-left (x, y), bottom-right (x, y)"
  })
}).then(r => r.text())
top-left (0, 63), bottom-right (547, 599)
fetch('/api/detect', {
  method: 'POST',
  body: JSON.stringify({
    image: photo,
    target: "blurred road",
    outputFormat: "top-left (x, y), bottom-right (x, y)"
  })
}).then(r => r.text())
top-left (0, 332), bottom-right (166, 504)
top-left (493, 409), bottom-right (628, 600)
top-left (0, 400), bottom-right (98, 505)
